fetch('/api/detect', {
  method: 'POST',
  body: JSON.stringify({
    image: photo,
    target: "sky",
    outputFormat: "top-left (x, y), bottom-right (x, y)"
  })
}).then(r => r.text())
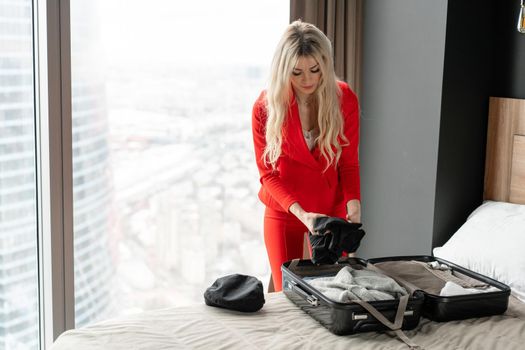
top-left (95, 0), bottom-right (289, 66)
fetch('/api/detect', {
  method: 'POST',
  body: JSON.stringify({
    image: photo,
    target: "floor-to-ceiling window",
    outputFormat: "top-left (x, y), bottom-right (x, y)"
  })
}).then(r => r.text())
top-left (0, 1), bottom-right (289, 344)
top-left (0, 0), bottom-right (40, 348)
top-left (70, 0), bottom-right (289, 325)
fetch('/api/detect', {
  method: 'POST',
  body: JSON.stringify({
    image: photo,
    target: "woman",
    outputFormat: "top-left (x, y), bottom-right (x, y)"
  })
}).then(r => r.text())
top-left (252, 20), bottom-right (361, 291)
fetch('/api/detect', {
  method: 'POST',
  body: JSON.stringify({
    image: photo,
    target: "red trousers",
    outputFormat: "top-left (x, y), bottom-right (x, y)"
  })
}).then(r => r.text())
top-left (264, 205), bottom-right (348, 291)
top-left (264, 207), bottom-right (308, 291)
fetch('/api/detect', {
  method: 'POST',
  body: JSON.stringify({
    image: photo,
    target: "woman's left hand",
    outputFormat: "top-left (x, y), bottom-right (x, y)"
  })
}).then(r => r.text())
top-left (346, 199), bottom-right (361, 223)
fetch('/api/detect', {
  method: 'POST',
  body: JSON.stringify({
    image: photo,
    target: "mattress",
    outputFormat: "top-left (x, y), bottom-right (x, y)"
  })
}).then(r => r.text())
top-left (51, 292), bottom-right (525, 350)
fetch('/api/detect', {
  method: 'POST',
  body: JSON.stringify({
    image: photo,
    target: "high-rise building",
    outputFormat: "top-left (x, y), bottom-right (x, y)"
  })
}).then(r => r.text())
top-left (71, 1), bottom-right (114, 327)
top-left (0, 0), bottom-right (39, 349)
top-left (2, 2), bottom-right (283, 346)
top-left (1, 3), bottom-right (115, 349)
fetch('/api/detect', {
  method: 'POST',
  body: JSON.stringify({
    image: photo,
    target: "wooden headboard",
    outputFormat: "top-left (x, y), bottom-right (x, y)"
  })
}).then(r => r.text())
top-left (484, 97), bottom-right (525, 204)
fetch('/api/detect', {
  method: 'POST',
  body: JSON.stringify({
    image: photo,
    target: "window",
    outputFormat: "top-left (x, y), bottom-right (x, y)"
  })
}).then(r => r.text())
top-left (70, 0), bottom-right (288, 325)
top-left (0, 0), bottom-right (39, 348)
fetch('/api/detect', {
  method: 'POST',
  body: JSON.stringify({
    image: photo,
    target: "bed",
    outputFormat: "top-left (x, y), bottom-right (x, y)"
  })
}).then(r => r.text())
top-left (51, 97), bottom-right (525, 349)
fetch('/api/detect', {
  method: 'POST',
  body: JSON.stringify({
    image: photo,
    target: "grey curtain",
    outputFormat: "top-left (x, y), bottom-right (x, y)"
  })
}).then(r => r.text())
top-left (290, 0), bottom-right (362, 97)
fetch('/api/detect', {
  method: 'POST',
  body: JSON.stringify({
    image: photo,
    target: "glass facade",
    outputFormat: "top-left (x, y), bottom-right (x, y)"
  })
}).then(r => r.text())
top-left (70, 0), bottom-right (288, 324)
top-left (0, 0), bottom-right (39, 349)
top-left (70, 1), bottom-right (114, 327)
top-left (2, 0), bottom-right (289, 340)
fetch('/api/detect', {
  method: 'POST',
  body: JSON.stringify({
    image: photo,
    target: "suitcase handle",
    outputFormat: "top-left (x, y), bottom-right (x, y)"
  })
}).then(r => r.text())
top-left (290, 281), bottom-right (319, 307)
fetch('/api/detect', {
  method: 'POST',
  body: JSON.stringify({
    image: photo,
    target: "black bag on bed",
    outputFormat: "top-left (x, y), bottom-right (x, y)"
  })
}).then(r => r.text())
top-left (204, 274), bottom-right (265, 312)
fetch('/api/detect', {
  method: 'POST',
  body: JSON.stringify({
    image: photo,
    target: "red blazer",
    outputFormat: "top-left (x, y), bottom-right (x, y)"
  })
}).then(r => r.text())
top-left (252, 81), bottom-right (360, 216)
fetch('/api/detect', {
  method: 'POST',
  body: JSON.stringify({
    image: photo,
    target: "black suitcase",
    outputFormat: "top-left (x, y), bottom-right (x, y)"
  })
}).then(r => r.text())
top-left (282, 255), bottom-right (511, 335)
top-left (282, 258), bottom-right (425, 335)
top-left (367, 255), bottom-right (511, 322)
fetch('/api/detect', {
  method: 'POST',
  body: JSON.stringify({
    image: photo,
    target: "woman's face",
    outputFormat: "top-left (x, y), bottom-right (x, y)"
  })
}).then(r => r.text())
top-left (290, 55), bottom-right (321, 97)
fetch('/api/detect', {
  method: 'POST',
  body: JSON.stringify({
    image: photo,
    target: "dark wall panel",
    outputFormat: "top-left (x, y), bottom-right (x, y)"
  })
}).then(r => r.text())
top-left (432, 0), bottom-right (496, 248)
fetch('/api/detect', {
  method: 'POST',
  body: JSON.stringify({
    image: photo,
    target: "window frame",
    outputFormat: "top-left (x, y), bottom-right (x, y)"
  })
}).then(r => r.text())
top-left (30, 1), bottom-right (297, 348)
top-left (34, 0), bottom-right (75, 348)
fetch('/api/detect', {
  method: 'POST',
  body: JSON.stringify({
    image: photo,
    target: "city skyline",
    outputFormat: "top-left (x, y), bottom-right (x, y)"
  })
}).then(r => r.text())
top-left (69, 0), bottom-right (287, 323)
top-left (0, 1), bottom-right (288, 348)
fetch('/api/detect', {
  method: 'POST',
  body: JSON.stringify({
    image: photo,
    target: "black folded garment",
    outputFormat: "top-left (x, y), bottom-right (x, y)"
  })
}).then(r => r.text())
top-left (204, 274), bottom-right (265, 312)
top-left (308, 217), bottom-right (366, 265)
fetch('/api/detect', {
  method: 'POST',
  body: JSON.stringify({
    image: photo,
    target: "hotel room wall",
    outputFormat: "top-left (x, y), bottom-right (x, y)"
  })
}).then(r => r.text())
top-left (360, 0), bottom-right (522, 256)
top-left (433, 0), bottom-right (525, 247)
top-left (432, 0), bottom-right (495, 248)
top-left (359, 0), bottom-right (448, 258)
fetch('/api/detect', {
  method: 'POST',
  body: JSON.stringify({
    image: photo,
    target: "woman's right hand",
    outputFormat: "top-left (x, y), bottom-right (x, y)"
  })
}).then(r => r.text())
top-left (302, 212), bottom-right (328, 234)
top-left (289, 202), bottom-right (327, 234)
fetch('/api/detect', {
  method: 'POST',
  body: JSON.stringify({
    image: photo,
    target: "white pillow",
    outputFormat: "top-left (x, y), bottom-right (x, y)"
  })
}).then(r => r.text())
top-left (433, 200), bottom-right (525, 302)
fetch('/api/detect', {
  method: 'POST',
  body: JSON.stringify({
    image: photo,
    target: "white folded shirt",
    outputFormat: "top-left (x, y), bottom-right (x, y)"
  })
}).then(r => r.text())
top-left (439, 281), bottom-right (500, 296)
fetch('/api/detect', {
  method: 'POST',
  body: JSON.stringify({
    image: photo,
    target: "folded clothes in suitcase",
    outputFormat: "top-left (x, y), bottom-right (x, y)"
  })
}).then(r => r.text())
top-left (282, 255), bottom-right (511, 336)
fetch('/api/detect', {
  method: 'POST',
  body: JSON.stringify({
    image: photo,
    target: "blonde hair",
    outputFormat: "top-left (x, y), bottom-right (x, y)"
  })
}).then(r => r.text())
top-left (263, 20), bottom-right (347, 170)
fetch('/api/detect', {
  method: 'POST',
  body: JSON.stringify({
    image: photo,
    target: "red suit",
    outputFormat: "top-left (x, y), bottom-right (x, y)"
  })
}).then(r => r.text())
top-left (251, 81), bottom-right (361, 291)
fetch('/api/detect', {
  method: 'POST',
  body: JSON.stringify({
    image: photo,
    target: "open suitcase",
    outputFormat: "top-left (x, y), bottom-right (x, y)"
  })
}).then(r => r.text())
top-left (367, 255), bottom-right (511, 322)
top-left (282, 255), bottom-right (510, 336)
top-left (282, 257), bottom-right (425, 335)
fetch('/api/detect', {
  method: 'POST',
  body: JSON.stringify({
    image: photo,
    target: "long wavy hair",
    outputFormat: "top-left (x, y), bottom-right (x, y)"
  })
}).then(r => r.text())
top-left (263, 20), bottom-right (347, 170)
